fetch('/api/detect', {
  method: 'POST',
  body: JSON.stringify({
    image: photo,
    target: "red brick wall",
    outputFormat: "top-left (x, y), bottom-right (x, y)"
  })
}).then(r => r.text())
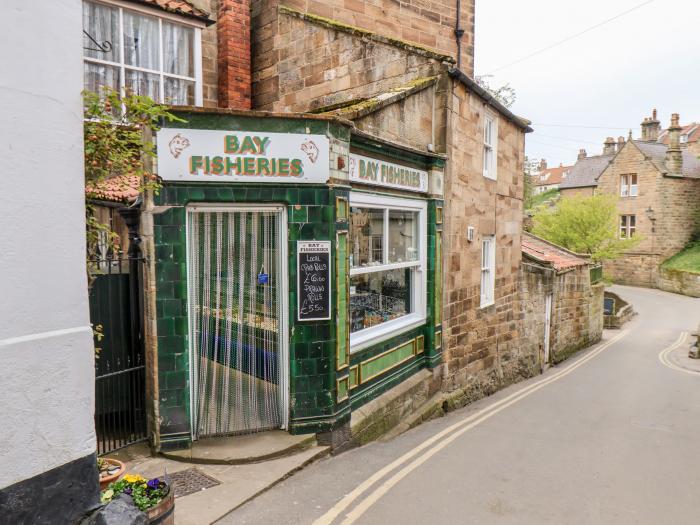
top-left (218, 0), bottom-right (252, 109)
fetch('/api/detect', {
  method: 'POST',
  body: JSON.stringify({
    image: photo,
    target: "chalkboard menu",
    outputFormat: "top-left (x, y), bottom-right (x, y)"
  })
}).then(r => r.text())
top-left (297, 241), bottom-right (332, 321)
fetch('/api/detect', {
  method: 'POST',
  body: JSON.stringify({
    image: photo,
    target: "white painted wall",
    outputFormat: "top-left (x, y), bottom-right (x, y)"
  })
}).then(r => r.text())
top-left (0, 0), bottom-right (96, 488)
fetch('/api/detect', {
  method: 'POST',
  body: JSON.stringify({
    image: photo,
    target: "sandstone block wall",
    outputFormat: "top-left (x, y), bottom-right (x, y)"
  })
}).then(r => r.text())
top-left (191, 0), bottom-right (219, 107)
top-left (251, 0), bottom-right (474, 108)
top-left (657, 267), bottom-right (700, 298)
top-left (559, 186), bottom-right (595, 199)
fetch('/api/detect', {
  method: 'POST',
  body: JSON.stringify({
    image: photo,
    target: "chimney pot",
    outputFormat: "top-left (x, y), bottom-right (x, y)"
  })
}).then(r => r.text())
top-left (603, 137), bottom-right (617, 155)
top-left (578, 149), bottom-right (587, 160)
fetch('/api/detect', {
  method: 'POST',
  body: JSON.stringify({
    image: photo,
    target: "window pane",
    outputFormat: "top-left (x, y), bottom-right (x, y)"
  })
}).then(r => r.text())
top-left (163, 22), bottom-right (194, 77)
top-left (84, 62), bottom-right (120, 95)
top-left (164, 77), bottom-right (195, 105)
top-left (350, 269), bottom-right (412, 333)
top-left (388, 210), bottom-right (418, 263)
top-left (350, 208), bottom-right (384, 268)
top-left (125, 69), bottom-right (160, 101)
top-left (123, 11), bottom-right (159, 70)
top-left (83, 1), bottom-right (120, 62)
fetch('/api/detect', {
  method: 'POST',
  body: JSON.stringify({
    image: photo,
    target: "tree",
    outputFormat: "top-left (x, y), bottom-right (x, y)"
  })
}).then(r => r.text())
top-left (475, 75), bottom-right (516, 108)
top-left (531, 194), bottom-right (641, 261)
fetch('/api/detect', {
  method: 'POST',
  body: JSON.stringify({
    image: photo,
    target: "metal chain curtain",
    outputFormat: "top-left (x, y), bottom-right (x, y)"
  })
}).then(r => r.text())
top-left (188, 210), bottom-right (282, 437)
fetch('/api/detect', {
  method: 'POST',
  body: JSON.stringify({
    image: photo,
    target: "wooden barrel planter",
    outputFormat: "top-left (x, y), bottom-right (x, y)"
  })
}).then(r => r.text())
top-left (145, 487), bottom-right (175, 525)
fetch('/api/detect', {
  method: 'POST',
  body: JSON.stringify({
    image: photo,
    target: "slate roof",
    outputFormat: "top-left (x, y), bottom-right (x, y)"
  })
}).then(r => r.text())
top-left (86, 174), bottom-right (141, 203)
top-left (559, 154), bottom-right (614, 189)
top-left (533, 164), bottom-right (573, 187)
top-left (658, 123), bottom-right (700, 145)
top-left (634, 141), bottom-right (700, 178)
top-left (522, 232), bottom-right (589, 272)
top-left (127, 0), bottom-right (213, 24)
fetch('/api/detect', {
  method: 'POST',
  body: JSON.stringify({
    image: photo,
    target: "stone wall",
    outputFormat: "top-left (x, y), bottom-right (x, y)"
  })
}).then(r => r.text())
top-left (657, 267), bottom-right (700, 298)
top-left (519, 262), bottom-right (551, 368)
top-left (559, 186), bottom-right (595, 199)
top-left (251, 0), bottom-right (474, 109)
top-left (250, 5), bottom-right (448, 111)
top-left (603, 253), bottom-right (660, 288)
top-left (190, 0), bottom-right (219, 107)
top-left (441, 81), bottom-right (533, 395)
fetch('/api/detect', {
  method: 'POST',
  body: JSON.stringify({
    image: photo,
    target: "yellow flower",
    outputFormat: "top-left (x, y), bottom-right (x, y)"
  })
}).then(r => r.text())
top-left (123, 474), bottom-right (146, 484)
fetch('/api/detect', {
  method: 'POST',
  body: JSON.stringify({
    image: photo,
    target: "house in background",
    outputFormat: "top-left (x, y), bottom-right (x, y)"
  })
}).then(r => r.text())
top-left (531, 160), bottom-right (573, 194)
top-left (558, 140), bottom-right (621, 198)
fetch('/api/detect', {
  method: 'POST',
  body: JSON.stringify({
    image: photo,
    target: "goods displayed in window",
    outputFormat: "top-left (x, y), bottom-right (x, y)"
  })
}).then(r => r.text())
top-left (349, 202), bottom-right (422, 335)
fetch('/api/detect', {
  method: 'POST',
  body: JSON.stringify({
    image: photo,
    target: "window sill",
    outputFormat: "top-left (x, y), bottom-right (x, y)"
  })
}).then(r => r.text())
top-left (350, 314), bottom-right (425, 353)
top-left (480, 300), bottom-right (495, 309)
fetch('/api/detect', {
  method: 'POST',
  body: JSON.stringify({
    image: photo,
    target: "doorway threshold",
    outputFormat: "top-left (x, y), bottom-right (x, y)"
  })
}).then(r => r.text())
top-left (161, 430), bottom-right (317, 465)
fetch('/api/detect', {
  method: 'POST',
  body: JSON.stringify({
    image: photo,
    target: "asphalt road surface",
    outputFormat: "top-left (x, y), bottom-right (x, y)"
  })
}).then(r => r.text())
top-left (219, 286), bottom-right (700, 525)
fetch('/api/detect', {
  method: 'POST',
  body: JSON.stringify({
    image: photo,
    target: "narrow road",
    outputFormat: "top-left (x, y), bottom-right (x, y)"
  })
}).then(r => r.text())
top-left (219, 286), bottom-right (700, 525)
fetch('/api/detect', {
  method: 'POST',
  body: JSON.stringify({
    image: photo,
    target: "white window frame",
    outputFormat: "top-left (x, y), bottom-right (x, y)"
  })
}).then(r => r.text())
top-left (83, 0), bottom-right (204, 106)
top-left (480, 235), bottom-right (496, 308)
top-left (483, 112), bottom-right (498, 180)
top-left (620, 215), bottom-right (636, 239)
top-left (620, 174), bottom-right (638, 197)
top-left (349, 192), bottom-right (428, 352)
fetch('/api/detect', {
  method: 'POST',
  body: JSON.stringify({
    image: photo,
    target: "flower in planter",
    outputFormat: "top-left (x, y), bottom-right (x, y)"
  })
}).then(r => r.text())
top-left (101, 473), bottom-right (169, 511)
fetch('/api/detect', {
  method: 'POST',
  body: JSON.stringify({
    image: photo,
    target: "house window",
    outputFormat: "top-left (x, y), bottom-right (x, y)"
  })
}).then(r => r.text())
top-left (349, 193), bottom-right (427, 350)
top-left (620, 174), bottom-right (638, 197)
top-left (82, 0), bottom-right (202, 105)
top-left (483, 113), bottom-right (498, 180)
top-left (480, 235), bottom-right (496, 307)
top-left (620, 215), bottom-right (636, 238)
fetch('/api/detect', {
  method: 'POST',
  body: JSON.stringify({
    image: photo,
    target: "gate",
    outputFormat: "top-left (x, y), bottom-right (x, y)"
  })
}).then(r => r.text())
top-left (89, 208), bottom-right (147, 454)
top-left (187, 206), bottom-right (289, 438)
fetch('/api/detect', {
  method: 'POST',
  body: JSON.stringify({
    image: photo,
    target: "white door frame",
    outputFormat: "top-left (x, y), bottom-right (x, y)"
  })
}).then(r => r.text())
top-left (185, 204), bottom-right (290, 439)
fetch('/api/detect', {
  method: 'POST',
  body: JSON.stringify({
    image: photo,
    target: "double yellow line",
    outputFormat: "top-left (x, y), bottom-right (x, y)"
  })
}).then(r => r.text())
top-left (313, 329), bottom-right (630, 525)
top-left (658, 332), bottom-right (699, 376)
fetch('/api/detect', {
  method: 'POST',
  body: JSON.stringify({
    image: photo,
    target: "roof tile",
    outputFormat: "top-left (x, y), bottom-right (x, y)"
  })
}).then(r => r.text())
top-left (522, 232), bottom-right (589, 271)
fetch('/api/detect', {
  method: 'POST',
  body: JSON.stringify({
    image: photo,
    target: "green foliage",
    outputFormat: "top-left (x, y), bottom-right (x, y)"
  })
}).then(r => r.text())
top-left (101, 474), bottom-right (168, 511)
top-left (475, 75), bottom-right (516, 108)
top-left (532, 194), bottom-right (641, 262)
top-left (83, 87), bottom-right (184, 277)
top-left (527, 188), bottom-right (559, 210)
top-left (662, 242), bottom-right (700, 274)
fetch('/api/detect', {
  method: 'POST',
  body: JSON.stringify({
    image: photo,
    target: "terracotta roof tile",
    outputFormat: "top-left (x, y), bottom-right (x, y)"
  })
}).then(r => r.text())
top-left (86, 174), bottom-right (141, 203)
top-left (533, 164), bottom-right (573, 187)
top-left (127, 0), bottom-right (213, 23)
top-left (522, 232), bottom-right (589, 271)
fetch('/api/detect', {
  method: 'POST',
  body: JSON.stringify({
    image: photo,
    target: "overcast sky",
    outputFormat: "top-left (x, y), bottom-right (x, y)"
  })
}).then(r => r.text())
top-left (474, 0), bottom-right (700, 167)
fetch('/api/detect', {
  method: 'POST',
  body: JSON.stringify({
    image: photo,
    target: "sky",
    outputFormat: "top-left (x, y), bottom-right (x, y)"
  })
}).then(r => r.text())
top-left (474, 0), bottom-right (700, 167)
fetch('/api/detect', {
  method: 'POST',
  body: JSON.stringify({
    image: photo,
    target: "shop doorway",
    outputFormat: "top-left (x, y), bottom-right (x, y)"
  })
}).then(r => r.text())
top-left (187, 206), bottom-right (289, 438)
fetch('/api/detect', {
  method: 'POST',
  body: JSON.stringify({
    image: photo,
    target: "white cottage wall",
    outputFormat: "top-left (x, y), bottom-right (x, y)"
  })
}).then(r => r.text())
top-left (0, 0), bottom-right (97, 514)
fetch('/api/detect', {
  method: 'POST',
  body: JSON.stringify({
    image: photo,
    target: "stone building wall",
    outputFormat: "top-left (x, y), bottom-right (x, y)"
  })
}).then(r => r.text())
top-left (441, 81), bottom-right (533, 397)
top-left (190, 0), bottom-right (219, 107)
top-left (603, 253), bottom-right (660, 288)
top-left (518, 262), bottom-right (552, 368)
top-left (250, 6), bottom-right (449, 111)
top-left (559, 186), bottom-right (595, 199)
top-left (657, 175), bottom-right (700, 257)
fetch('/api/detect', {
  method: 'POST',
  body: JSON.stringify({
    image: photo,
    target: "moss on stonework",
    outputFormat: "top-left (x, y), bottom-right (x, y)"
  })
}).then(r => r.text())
top-left (279, 5), bottom-right (455, 64)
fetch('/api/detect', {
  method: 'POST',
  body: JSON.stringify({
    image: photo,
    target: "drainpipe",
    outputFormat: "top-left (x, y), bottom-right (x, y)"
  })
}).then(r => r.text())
top-left (455, 0), bottom-right (464, 70)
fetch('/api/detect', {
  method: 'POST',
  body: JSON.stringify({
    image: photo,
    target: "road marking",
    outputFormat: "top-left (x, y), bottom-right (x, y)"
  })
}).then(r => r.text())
top-left (658, 332), bottom-right (699, 376)
top-left (313, 330), bottom-right (630, 525)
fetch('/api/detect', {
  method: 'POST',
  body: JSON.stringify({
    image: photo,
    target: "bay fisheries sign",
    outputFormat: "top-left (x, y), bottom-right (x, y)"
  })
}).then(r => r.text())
top-left (349, 153), bottom-right (428, 193)
top-left (156, 128), bottom-right (330, 184)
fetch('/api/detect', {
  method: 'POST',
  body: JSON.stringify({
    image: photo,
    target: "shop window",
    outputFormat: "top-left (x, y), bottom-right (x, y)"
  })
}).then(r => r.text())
top-left (349, 193), bottom-right (427, 350)
top-left (82, 0), bottom-right (202, 105)
top-left (480, 235), bottom-right (495, 307)
top-left (620, 215), bottom-right (636, 239)
top-left (483, 113), bottom-right (498, 180)
top-left (620, 174), bottom-right (638, 197)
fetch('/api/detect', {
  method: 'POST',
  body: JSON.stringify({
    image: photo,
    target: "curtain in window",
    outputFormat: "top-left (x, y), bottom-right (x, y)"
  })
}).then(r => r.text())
top-left (163, 22), bottom-right (194, 77)
top-left (123, 11), bottom-right (159, 70)
top-left (164, 77), bottom-right (195, 105)
top-left (125, 70), bottom-right (160, 101)
top-left (83, 1), bottom-right (120, 62)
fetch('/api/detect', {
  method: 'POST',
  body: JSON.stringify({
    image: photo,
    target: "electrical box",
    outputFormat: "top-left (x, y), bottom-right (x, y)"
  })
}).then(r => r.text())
top-left (467, 226), bottom-right (475, 242)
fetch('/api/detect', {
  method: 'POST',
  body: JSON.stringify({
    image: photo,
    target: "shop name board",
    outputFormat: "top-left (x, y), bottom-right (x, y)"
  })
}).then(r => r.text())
top-left (156, 128), bottom-right (330, 184)
top-left (349, 153), bottom-right (428, 193)
top-left (297, 241), bottom-right (331, 321)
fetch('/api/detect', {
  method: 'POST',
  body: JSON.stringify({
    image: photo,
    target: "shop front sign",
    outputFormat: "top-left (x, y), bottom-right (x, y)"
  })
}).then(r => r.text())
top-left (297, 241), bottom-right (331, 321)
top-left (157, 128), bottom-right (330, 183)
top-left (349, 153), bottom-right (428, 193)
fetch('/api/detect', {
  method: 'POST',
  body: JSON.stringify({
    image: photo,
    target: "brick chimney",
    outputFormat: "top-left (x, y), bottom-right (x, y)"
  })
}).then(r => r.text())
top-left (218, 0), bottom-right (251, 109)
top-left (538, 159), bottom-right (547, 171)
top-left (603, 137), bottom-right (616, 155)
top-left (640, 108), bottom-right (661, 141)
top-left (666, 113), bottom-right (683, 174)
top-left (578, 149), bottom-right (587, 160)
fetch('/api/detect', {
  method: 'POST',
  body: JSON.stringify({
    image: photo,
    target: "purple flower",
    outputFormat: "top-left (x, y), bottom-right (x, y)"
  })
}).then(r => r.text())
top-left (124, 487), bottom-right (132, 495)
top-left (147, 478), bottom-right (160, 491)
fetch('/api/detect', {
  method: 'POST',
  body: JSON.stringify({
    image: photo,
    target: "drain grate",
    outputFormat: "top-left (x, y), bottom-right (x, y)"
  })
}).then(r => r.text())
top-left (168, 468), bottom-right (221, 498)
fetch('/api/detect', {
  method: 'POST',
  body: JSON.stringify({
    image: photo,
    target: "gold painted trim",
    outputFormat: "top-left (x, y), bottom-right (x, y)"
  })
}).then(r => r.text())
top-left (337, 376), bottom-right (349, 402)
top-left (415, 335), bottom-right (425, 354)
top-left (336, 196), bottom-right (349, 221)
top-left (348, 365), bottom-right (359, 389)
top-left (435, 231), bottom-right (443, 327)
top-left (435, 205), bottom-right (443, 224)
top-left (360, 338), bottom-right (416, 385)
top-left (435, 330), bottom-right (442, 350)
top-left (336, 231), bottom-right (350, 371)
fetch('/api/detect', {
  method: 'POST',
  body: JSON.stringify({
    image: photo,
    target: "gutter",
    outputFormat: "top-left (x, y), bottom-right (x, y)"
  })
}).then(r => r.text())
top-left (448, 68), bottom-right (533, 133)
